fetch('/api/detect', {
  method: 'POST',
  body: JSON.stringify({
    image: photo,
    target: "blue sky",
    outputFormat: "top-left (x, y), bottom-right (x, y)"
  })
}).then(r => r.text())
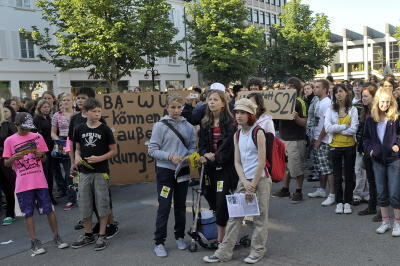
top-left (303, 0), bottom-right (400, 34)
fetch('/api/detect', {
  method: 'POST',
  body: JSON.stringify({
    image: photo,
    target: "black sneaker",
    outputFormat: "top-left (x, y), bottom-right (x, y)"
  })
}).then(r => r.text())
top-left (272, 188), bottom-right (290, 198)
top-left (372, 213), bottom-right (382, 223)
top-left (106, 223), bottom-right (120, 239)
top-left (31, 239), bottom-right (46, 255)
top-left (358, 207), bottom-right (377, 216)
top-left (94, 235), bottom-right (107, 251)
top-left (92, 222), bottom-right (100, 235)
top-left (290, 192), bottom-right (303, 204)
top-left (74, 220), bottom-right (84, 230)
top-left (71, 234), bottom-right (96, 249)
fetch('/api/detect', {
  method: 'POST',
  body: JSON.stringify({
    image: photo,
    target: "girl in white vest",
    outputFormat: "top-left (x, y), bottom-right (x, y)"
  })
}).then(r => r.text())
top-left (203, 98), bottom-right (272, 264)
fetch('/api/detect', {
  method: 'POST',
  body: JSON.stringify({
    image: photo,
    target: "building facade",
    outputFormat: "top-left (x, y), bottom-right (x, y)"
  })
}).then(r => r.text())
top-left (315, 24), bottom-right (400, 81)
top-left (0, 0), bottom-right (199, 98)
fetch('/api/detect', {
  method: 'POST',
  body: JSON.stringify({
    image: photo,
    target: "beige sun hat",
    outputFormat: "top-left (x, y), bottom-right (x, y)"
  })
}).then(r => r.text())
top-left (233, 98), bottom-right (257, 115)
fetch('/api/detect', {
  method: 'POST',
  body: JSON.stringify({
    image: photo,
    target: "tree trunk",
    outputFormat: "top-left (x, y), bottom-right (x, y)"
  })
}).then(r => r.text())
top-left (110, 80), bottom-right (119, 92)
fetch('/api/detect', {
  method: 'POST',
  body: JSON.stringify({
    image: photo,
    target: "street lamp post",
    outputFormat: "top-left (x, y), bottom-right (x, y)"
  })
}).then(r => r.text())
top-left (144, 56), bottom-right (160, 91)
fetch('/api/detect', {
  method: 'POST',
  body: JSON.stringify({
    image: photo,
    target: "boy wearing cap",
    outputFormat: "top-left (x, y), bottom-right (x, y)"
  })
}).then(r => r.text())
top-left (204, 98), bottom-right (272, 264)
top-left (3, 112), bottom-right (69, 256)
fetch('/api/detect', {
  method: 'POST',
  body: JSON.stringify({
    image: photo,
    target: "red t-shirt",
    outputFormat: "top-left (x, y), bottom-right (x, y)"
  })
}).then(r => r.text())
top-left (211, 127), bottom-right (221, 153)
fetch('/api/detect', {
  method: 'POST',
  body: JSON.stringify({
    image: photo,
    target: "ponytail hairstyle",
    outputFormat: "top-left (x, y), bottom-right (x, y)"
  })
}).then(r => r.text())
top-left (201, 90), bottom-right (233, 128)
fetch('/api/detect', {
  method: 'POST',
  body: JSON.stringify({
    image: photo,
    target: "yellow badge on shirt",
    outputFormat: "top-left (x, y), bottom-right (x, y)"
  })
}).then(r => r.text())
top-left (160, 186), bottom-right (171, 198)
top-left (217, 181), bottom-right (224, 192)
top-left (102, 173), bottom-right (110, 180)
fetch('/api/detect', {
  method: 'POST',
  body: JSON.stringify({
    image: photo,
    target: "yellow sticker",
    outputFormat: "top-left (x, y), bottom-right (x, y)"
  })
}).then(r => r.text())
top-left (205, 176), bottom-right (210, 186)
top-left (102, 173), bottom-right (110, 180)
top-left (160, 186), bottom-right (171, 198)
top-left (217, 181), bottom-right (224, 192)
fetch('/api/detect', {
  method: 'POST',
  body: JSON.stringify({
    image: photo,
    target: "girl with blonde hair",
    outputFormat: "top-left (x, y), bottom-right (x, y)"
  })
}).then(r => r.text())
top-left (363, 87), bottom-right (400, 236)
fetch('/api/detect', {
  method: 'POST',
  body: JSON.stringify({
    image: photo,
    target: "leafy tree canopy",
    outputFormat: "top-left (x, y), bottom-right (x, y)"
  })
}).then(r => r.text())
top-left (21, 0), bottom-right (181, 91)
top-left (186, 0), bottom-right (266, 85)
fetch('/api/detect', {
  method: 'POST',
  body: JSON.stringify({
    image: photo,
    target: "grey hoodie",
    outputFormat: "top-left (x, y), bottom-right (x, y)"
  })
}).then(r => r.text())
top-left (148, 115), bottom-right (197, 171)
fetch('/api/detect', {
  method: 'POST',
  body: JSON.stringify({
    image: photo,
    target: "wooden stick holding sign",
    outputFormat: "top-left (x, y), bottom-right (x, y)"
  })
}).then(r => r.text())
top-left (238, 89), bottom-right (297, 120)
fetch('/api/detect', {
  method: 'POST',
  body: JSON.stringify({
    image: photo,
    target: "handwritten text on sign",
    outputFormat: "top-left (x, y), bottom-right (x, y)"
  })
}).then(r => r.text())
top-left (97, 91), bottom-right (197, 185)
top-left (238, 89), bottom-right (297, 120)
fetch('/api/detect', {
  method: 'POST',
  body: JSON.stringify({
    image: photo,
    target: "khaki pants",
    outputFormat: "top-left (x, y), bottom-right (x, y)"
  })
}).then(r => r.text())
top-left (214, 177), bottom-right (272, 261)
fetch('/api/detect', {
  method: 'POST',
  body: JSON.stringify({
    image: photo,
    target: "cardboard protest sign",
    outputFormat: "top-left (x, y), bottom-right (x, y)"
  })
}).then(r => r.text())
top-left (97, 91), bottom-right (199, 185)
top-left (238, 89), bottom-right (297, 120)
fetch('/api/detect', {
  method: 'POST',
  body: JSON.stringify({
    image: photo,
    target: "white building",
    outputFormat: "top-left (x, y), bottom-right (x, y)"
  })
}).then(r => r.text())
top-left (315, 23), bottom-right (400, 81)
top-left (0, 0), bottom-right (199, 98)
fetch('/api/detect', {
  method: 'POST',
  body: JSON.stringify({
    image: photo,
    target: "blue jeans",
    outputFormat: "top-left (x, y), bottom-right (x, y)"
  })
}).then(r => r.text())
top-left (372, 159), bottom-right (400, 209)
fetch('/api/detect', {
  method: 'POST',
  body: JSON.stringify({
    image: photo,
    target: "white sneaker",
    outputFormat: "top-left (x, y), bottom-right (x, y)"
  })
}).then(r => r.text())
top-left (335, 203), bottom-right (344, 214)
top-left (243, 255), bottom-right (263, 264)
top-left (154, 244), bottom-right (168, 257)
top-left (376, 222), bottom-right (391, 234)
top-left (392, 222), bottom-right (400, 237)
top-left (321, 195), bottom-right (335, 206)
top-left (176, 238), bottom-right (187, 250)
top-left (343, 203), bottom-right (352, 214)
top-left (307, 188), bottom-right (326, 198)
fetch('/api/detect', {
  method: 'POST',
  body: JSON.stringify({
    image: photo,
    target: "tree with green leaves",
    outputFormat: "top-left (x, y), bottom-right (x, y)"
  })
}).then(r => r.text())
top-left (185, 0), bottom-right (265, 86)
top-left (20, 0), bottom-right (180, 91)
top-left (395, 27), bottom-right (400, 70)
top-left (262, 0), bottom-right (337, 83)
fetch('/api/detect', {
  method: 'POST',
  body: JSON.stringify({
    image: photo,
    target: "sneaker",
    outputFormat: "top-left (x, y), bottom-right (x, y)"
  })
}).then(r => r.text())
top-left (272, 188), bottom-right (290, 198)
top-left (176, 238), bottom-right (187, 250)
top-left (54, 235), bottom-right (69, 249)
top-left (71, 234), bottom-right (96, 249)
top-left (343, 203), bottom-right (352, 214)
top-left (392, 222), bottom-right (400, 237)
top-left (307, 188), bottom-right (326, 198)
top-left (321, 195), bottom-right (336, 206)
top-left (63, 202), bottom-right (75, 211)
top-left (2, 217), bottom-right (16, 226)
top-left (203, 255), bottom-right (221, 263)
top-left (94, 235), bottom-right (107, 251)
top-left (352, 197), bottom-right (361, 206)
top-left (290, 192), bottom-right (303, 204)
top-left (154, 244), bottom-right (168, 257)
top-left (92, 222), bottom-right (100, 235)
top-left (376, 222), bottom-right (391, 234)
top-left (373, 213), bottom-right (382, 223)
top-left (74, 220), bottom-right (84, 230)
top-left (106, 224), bottom-right (120, 239)
top-left (243, 255), bottom-right (263, 264)
top-left (335, 203), bottom-right (344, 214)
top-left (358, 207), bottom-right (377, 216)
top-left (31, 239), bottom-right (46, 255)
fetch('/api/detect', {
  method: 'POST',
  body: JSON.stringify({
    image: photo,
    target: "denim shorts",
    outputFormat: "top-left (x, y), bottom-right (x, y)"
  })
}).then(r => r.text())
top-left (16, 188), bottom-right (53, 217)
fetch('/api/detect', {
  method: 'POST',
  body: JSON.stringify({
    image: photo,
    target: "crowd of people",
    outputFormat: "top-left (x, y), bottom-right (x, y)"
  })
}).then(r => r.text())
top-left (0, 73), bottom-right (400, 263)
top-left (0, 87), bottom-right (119, 255)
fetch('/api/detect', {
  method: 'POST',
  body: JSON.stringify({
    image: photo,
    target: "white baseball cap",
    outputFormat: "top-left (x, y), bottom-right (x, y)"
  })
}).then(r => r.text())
top-left (209, 82), bottom-right (225, 92)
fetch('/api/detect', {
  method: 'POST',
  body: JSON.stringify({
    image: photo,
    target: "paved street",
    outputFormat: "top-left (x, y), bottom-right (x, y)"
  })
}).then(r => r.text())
top-left (1, 174), bottom-right (400, 266)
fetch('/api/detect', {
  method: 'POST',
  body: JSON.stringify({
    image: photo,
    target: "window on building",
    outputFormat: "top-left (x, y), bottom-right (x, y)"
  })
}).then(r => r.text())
top-left (276, 0), bottom-right (281, 6)
top-left (390, 42), bottom-right (400, 72)
top-left (16, 0), bottom-right (31, 8)
top-left (266, 0), bottom-right (270, 3)
top-left (272, 14), bottom-right (277, 24)
top-left (166, 80), bottom-right (185, 90)
top-left (372, 44), bottom-right (385, 72)
top-left (19, 33), bottom-right (35, 59)
top-left (169, 8), bottom-right (175, 25)
top-left (271, 0), bottom-right (275, 5)
top-left (260, 12), bottom-right (265, 25)
top-left (247, 8), bottom-right (252, 22)
top-left (19, 81), bottom-right (53, 99)
top-left (253, 10), bottom-right (259, 23)
top-left (139, 80), bottom-right (161, 91)
top-left (70, 80), bottom-right (128, 94)
top-left (266, 13), bottom-right (271, 25)
top-left (0, 81), bottom-right (11, 100)
top-left (168, 55), bottom-right (177, 65)
top-left (277, 17), bottom-right (280, 25)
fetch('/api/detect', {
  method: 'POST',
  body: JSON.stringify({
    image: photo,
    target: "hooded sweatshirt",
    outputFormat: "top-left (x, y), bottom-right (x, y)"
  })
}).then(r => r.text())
top-left (148, 115), bottom-right (197, 172)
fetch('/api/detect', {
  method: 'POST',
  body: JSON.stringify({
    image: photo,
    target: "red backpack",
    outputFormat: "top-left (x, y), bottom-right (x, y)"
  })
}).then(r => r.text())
top-left (235, 125), bottom-right (287, 182)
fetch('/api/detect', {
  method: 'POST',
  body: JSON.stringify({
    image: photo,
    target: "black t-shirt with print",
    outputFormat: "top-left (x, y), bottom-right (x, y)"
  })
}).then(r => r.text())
top-left (73, 123), bottom-right (115, 174)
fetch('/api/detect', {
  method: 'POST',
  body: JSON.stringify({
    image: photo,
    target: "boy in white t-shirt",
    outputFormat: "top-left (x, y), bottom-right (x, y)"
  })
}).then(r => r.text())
top-left (3, 113), bottom-right (69, 256)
